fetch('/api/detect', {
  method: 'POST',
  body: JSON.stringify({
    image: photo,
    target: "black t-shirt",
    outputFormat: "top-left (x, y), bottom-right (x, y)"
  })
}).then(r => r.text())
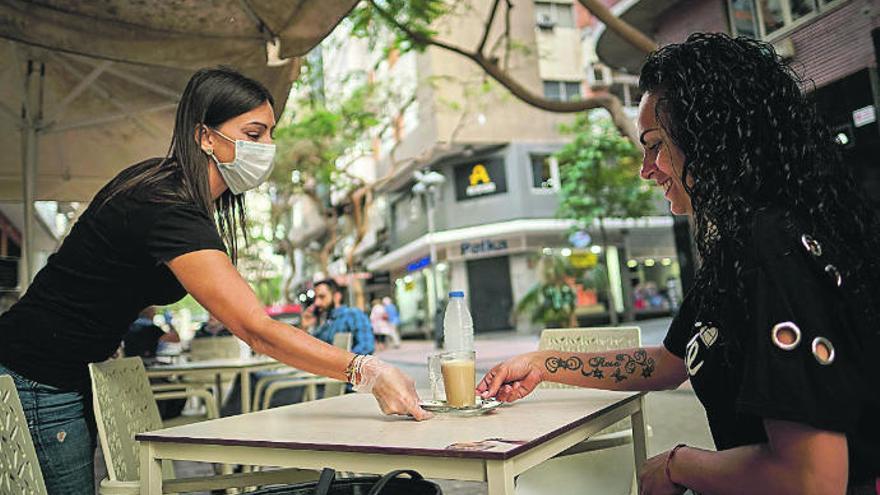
top-left (664, 207), bottom-right (880, 483)
top-left (0, 167), bottom-right (226, 391)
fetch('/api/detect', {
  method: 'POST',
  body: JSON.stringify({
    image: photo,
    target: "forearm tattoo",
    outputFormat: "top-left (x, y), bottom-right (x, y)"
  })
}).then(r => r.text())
top-left (544, 350), bottom-right (656, 383)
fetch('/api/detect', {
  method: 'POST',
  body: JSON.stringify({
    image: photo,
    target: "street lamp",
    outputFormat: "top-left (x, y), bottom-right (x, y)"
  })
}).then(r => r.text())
top-left (412, 169), bottom-right (446, 343)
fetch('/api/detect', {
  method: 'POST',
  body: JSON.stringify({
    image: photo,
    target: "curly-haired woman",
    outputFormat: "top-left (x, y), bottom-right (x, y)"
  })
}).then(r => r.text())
top-left (477, 33), bottom-right (879, 495)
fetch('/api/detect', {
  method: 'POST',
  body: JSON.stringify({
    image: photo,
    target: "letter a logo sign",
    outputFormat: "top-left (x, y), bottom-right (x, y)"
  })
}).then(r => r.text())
top-left (469, 164), bottom-right (490, 186)
top-left (466, 164), bottom-right (496, 196)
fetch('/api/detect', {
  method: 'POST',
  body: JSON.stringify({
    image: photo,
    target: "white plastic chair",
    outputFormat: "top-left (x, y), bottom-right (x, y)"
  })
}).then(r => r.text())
top-left (150, 380), bottom-right (219, 428)
top-left (88, 358), bottom-right (317, 494)
top-left (189, 336), bottom-right (241, 360)
top-left (0, 374), bottom-right (48, 495)
top-left (515, 327), bottom-right (644, 495)
top-left (185, 335), bottom-right (244, 410)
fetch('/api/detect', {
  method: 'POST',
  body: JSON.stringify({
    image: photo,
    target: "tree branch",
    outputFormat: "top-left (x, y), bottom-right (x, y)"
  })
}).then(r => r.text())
top-left (369, 0), bottom-right (639, 144)
top-left (477, 0), bottom-right (503, 55)
top-left (576, 0), bottom-right (657, 54)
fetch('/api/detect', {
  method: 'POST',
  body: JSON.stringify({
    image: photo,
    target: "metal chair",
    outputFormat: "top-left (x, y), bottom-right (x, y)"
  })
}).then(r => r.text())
top-left (515, 327), bottom-right (644, 495)
top-left (89, 358), bottom-right (317, 494)
top-left (253, 332), bottom-right (353, 410)
top-left (0, 375), bottom-right (48, 495)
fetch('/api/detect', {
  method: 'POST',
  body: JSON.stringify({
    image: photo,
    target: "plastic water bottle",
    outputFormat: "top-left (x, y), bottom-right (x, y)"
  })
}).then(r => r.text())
top-left (443, 291), bottom-right (474, 352)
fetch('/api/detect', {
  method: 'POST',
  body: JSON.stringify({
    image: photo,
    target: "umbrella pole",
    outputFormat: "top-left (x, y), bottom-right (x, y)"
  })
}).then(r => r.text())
top-left (21, 60), bottom-right (43, 287)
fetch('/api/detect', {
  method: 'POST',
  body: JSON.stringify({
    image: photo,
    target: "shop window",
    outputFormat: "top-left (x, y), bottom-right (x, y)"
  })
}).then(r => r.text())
top-left (530, 154), bottom-right (561, 191)
top-left (542, 80), bottom-right (582, 102)
top-left (535, 2), bottom-right (575, 29)
top-left (730, 0), bottom-right (760, 38)
top-left (729, 0), bottom-right (835, 39)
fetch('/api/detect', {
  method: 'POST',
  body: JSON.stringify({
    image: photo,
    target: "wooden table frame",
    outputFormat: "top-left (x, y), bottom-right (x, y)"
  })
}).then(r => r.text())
top-left (146, 358), bottom-right (287, 415)
top-left (137, 390), bottom-right (647, 495)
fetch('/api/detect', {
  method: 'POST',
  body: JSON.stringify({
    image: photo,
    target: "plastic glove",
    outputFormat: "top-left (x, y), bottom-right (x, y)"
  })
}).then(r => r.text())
top-left (353, 356), bottom-right (433, 421)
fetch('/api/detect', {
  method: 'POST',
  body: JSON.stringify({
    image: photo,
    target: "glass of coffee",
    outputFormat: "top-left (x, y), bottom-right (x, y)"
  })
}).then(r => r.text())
top-left (428, 350), bottom-right (477, 408)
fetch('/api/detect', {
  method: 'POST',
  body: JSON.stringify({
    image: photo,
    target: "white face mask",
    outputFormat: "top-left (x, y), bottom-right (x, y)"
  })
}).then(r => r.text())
top-left (207, 129), bottom-right (276, 195)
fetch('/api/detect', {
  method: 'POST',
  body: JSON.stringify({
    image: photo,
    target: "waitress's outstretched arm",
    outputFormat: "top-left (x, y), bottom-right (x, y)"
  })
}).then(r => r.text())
top-left (168, 249), bottom-right (432, 421)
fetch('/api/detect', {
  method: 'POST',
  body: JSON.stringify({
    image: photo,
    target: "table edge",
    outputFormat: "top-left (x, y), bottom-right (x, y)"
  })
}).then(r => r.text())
top-left (135, 391), bottom-right (644, 461)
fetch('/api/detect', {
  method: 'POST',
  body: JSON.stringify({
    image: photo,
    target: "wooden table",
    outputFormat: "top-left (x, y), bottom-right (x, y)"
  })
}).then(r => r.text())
top-left (137, 389), bottom-right (648, 495)
top-left (145, 357), bottom-right (286, 414)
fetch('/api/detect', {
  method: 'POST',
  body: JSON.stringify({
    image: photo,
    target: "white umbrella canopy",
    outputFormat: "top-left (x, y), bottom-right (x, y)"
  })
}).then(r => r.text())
top-left (0, 43), bottom-right (302, 201)
top-left (0, 0), bottom-right (358, 280)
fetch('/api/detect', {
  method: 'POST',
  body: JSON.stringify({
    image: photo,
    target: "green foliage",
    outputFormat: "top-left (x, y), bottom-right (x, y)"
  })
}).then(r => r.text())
top-left (272, 79), bottom-right (380, 192)
top-left (348, 0), bottom-right (452, 55)
top-left (515, 254), bottom-right (579, 327)
top-left (556, 112), bottom-right (655, 228)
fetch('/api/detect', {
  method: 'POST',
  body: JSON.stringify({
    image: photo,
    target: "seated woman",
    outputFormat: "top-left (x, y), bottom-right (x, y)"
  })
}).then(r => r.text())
top-left (478, 33), bottom-right (879, 495)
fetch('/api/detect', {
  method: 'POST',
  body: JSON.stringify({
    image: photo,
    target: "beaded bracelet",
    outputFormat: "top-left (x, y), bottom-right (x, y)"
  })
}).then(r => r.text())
top-left (665, 443), bottom-right (687, 489)
top-left (344, 354), bottom-right (362, 384)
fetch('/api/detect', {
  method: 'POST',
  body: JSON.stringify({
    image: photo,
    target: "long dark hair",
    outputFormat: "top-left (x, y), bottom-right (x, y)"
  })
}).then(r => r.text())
top-left (639, 33), bottom-right (880, 336)
top-left (95, 67), bottom-right (275, 262)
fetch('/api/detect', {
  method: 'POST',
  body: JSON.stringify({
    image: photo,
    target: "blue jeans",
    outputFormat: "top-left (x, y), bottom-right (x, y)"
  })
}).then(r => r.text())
top-left (0, 364), bottom-right (96, 495)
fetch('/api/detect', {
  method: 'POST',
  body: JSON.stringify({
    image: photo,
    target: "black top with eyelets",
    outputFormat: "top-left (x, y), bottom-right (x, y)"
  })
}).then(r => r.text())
top-left (664, 207), bottom-right (879, 483)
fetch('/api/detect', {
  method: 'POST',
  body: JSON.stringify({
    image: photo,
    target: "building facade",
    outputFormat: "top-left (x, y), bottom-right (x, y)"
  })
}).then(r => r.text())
top-left (595, 0), bottom-right (879, 208)
top-left (354, 1), bottom-right (683, 336)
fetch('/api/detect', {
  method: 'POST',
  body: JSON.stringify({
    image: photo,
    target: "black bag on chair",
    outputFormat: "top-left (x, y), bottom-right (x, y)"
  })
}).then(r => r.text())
top-left (254, 468), bottom-right (443, 495)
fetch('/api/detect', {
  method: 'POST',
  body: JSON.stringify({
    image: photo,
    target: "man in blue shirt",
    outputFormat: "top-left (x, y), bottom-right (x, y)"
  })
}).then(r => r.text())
top-left (313, 279), bottom-right (375, 356)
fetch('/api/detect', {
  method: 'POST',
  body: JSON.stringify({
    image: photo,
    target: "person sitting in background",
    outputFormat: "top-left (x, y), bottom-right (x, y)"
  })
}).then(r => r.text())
top-left (122, 306), bottom-right (184, 419)
top-left (194, 313), bottom-right (232, 339)
top-left (123, 306), bottom-right (180, 359)
top-left (313, 279), bottom-right (374, 356)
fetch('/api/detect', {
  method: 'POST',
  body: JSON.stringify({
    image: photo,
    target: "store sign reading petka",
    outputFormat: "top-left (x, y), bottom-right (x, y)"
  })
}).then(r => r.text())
top-left (454, 158), bottom-right (507, 201)
top-left (461, 239), bottom-right (509, 256)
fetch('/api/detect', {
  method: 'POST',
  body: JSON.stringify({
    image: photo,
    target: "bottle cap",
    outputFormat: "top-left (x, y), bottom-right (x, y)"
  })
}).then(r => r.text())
top-left (448, 291), bottom-right (465, 298)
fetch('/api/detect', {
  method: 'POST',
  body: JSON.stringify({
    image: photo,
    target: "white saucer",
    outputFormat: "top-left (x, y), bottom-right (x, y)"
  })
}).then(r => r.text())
top-left (419, 398), bottom-right (503, 416)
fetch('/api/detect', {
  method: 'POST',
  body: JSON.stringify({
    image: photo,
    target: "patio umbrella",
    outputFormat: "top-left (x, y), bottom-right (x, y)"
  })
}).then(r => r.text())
top-left (0, 0), bottom-right (358, 282)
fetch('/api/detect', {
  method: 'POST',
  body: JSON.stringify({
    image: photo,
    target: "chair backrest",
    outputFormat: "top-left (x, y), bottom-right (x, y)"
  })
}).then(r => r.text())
top-left (331, 332), bottom-right (353, 351)
top-left (538, 327), bottom-right (641, 390)
top-left (323, 333), bottom-right (354, 398)
top-left (0, 375), bottom-right (48, 495)
top-left (89, 358), bottom-right (172, 483)
top-left (189, 336), bottom-right (241, 361)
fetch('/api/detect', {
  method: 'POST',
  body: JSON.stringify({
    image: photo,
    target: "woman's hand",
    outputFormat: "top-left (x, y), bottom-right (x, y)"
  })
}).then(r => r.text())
top-left (354, 356), bottom-right (432, 421)
top-left (637, 450), bottom-right (686, 495)
top-left (476, 352), bottom-right (546, 402)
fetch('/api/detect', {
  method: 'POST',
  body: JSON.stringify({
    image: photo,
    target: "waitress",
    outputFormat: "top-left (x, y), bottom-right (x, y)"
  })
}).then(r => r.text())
top-left (0, 67), bottom-right (430, 494)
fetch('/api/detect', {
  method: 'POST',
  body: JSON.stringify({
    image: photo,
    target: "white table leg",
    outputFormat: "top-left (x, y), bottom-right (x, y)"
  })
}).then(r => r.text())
top-left (486, 459), bottom-right (516, 495)
top-left (631, 394), bottom-right (649, 491)
top-left (139, 442), bottom-right (162, 495)
top-left (241, 369), bottom-right (251, 414)
top-left (214, 373), bottom-right (223, 414)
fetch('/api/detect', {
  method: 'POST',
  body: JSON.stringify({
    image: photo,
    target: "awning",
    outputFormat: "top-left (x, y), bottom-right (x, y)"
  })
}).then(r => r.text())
top-left (366, 216), bottom-right (674, 272)
top-left (0, 0), bottom-right (358, 280)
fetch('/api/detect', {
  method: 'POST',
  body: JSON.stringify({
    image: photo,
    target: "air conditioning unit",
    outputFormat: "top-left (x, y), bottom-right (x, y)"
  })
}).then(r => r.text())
top-left (586, 63), bottom-right (613, 88)
top-left (537, 14), bottom-right (556, 29)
